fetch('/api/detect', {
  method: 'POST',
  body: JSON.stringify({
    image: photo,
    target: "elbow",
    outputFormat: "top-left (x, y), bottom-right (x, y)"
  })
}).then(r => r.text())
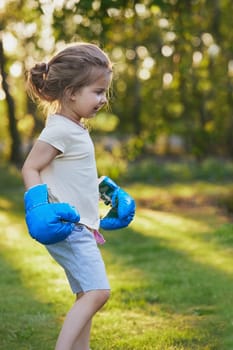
top-left (21, 163), bottom-right (42, 190)
top-left (21, 163), bottom-right (27, 180)
top-left (21, 163), bottom-right (29, 187)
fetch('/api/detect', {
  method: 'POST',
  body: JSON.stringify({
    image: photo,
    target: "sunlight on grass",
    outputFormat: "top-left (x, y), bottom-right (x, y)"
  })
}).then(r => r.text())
top-left (0, 197), bottom-right (12, 209)
top-left (92, 309), bottom-right (218, 350)
top-left (0, 212), bottom-right (10, 225)
top-left (130, 181), bottom-right (233, 200)
top-left (0, 207), bottom-right (71, 302)
top-left (0, 177), bottom-right (233, 349)
top-left (134, 209), bottom-right (233, 276)
top-left (136, 209), bottom-right (209, 233)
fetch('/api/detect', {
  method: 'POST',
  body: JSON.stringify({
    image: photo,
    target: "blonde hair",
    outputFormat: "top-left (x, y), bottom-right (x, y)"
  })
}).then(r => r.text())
top-left (26, 43), bottom-right (112, 114)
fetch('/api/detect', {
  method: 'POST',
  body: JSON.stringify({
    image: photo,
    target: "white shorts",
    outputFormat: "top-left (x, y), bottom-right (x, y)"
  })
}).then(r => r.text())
top-left (46, 225), bottom-right (110, 294)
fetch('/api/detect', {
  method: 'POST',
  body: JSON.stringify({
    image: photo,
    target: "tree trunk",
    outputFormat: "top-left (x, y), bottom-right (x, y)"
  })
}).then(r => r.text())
top-left (132, 73), bottom-right (141, 136)
top-left (0, 39), bottom-right (22, 166)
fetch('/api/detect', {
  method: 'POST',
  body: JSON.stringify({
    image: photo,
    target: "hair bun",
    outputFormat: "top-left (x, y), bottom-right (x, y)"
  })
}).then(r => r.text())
top-left (30, 63), bottom-right (48, 90)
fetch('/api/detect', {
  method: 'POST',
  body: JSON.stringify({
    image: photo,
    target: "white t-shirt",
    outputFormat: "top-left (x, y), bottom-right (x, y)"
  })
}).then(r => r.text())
top-left (38, 114), bottom-right (100, 229)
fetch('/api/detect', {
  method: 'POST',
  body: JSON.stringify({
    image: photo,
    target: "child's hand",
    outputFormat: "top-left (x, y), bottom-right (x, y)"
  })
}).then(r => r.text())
top-left (24, 184), bottom-right (80, 244)
top-left (99, 176), bottom-right (136, 230)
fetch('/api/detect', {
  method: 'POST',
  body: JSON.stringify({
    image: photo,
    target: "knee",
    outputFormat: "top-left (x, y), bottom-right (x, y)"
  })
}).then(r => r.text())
top-left (93, 289), bottom-right (110, 308)
top-left (102, 289), bottom-right (111, 303)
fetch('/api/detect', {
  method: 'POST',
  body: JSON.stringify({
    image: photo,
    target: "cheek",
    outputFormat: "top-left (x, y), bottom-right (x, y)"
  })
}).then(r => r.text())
top-left (94, 95), bottom-right (101, 104)
top-left (88, 93), bottom-right (98, 102)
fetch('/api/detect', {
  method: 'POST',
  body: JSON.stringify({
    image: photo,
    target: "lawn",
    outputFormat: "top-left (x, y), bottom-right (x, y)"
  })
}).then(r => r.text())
top-left (0, 163), bottom-right (233, 349)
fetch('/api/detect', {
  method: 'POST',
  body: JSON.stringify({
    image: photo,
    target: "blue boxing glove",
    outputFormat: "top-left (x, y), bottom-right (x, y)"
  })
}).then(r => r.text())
top-left (24, 184), bottom-right (80, 244)
top-left (99, 176), bottom-right (136, 230)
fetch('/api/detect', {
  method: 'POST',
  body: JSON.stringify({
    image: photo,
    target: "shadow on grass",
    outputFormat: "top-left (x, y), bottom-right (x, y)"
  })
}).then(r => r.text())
top-left (0, 166), bottom-right (61, 349)
top-left (0, 207), bottom-right (232, 349)
top-left (102, 223), bottom-right (233, 349)
top-left (0, 164), bottom-right (233, 349)
top-left (0, 164), bottom-right (24, 219)
top-left (0, 256), bottom-right (59, 350)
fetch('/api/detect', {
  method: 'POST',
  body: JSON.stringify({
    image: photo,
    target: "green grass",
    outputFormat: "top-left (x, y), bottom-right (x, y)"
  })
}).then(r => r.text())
top-left (0, 163), bottom-right (233, 349)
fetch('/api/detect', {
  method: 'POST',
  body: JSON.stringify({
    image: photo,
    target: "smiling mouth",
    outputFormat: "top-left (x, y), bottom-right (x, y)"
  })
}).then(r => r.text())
top-left (94, 106), bottom-right (102, 112)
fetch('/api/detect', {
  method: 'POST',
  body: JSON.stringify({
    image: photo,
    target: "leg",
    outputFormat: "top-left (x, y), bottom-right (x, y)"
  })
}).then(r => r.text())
top-left (55, 289), bottom-right (110, 350)
top-left (71, 319), bottom-right (92, 350)
top-left (71, 293), bottom-right (92, 350)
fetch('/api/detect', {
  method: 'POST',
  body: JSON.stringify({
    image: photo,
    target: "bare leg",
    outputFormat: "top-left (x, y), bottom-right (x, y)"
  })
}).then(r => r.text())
top-left (71, 319), bottom-right (92, 350)
top-left (55, 290), bottom-right (110, 350)
top-left (71, 293), bottom-right (91, 350)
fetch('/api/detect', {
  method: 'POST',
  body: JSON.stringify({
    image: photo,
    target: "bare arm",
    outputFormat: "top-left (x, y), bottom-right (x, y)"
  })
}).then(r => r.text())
top-left (22, 140), bottom-right (60, 190)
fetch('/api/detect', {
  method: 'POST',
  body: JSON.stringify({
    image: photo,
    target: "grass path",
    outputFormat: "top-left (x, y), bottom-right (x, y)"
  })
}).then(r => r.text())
top-left (0, 166), bottom-right (233, 349)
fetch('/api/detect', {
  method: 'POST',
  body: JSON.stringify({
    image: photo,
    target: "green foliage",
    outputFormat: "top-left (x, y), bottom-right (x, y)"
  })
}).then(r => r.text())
top-left (124, 157), bottom-right (233, 183)
top-left (123, 135), bottom-right (145, 161)
top-left (0, 163), bottom-right (22, 187)
top-left (1, 0), bottom-right (233, 163)
top-left (91, 112), bottom-right (119, 132)
top-left (218, 191), bottom-right (233, 214)
top-left (95, 142), bottom-right (127, 180)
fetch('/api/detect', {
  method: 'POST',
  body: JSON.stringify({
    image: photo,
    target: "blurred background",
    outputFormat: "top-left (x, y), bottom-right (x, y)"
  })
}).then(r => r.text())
top-left (1, 2), bottom-right (233, 349)
top-left (0, 0), bottom-right (232, 179)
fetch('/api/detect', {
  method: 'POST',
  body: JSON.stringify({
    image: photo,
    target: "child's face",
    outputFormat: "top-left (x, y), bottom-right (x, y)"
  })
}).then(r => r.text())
top-left (67, 70), bottom-right (112, 121)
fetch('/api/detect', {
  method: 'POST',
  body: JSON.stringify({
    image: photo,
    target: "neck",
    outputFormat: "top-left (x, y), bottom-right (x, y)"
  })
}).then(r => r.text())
top-left (56, 111), bottom-right (86, 129)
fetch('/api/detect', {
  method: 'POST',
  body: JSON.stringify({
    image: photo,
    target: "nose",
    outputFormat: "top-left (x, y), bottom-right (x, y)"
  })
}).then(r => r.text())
top-left (101, 93), bottom-right (107, 105)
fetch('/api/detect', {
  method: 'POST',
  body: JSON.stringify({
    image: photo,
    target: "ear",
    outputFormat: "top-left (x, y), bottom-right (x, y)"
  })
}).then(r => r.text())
top-left (70, 94), bottom-right (76, 101)
top-left (64, 87), bottom-right (76, 101)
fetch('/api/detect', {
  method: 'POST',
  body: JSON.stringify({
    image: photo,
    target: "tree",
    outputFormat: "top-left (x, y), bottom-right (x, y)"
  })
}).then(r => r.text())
top-left (1, 0), bottom-right (233, 163)
top-left (0, 0), bottom-right (47, 164)
top-left (0, 39), bottom-right (22, 165)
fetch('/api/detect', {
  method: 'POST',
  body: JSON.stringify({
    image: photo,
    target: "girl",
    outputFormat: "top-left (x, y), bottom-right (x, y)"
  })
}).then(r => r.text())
top-left (22, 43), bottom-right (135, 350)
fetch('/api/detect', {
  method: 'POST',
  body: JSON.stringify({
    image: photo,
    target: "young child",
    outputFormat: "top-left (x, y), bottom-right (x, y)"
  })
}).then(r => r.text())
top-left (22, 43), bottom-right (135, 350)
